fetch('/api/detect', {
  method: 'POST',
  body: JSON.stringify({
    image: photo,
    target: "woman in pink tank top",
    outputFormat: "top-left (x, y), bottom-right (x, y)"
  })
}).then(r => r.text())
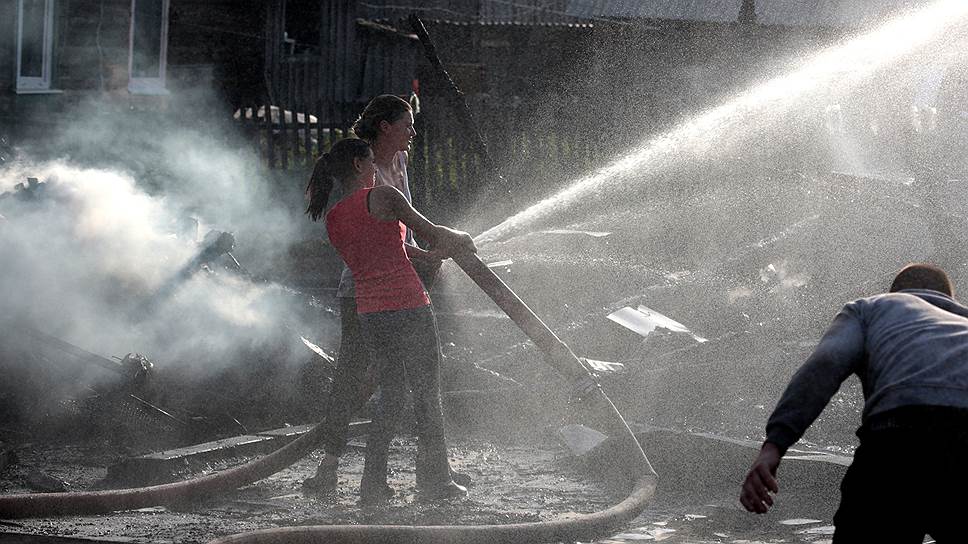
top-left (306, 138), bottom-right (476, 504)
top-left (302, 96), bottom-right (472, 495)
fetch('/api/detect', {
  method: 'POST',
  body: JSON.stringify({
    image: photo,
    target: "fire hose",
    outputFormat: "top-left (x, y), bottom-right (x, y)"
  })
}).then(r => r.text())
top-left (0, 252), bottom-right (658, 544)
top-left (206, 253), bottom-right (657, 544)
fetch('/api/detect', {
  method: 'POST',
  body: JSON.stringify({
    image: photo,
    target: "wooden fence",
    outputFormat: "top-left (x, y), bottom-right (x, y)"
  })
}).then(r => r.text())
top-left (235, 54), bottom-right (363, 171)
top-left (234, 74), bottom-right (612, 226)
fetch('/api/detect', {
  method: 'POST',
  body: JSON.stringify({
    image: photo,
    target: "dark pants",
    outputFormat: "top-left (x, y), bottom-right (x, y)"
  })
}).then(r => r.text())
top-left (358, 305), bottom-right (451, 488)
top-left (319, 297), bottom-right (377, 457)
top-left (832, 406), bottom-right (968, 543)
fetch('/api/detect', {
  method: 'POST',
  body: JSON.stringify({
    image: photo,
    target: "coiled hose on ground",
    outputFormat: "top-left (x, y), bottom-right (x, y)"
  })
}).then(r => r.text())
top-left (0, 253), bottom-right (658, 544)
top-left (0, 417), bottom-right (332, 518)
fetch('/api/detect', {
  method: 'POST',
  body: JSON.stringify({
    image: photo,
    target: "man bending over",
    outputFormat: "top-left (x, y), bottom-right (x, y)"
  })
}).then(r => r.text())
top-left (740, 263), bottom-right (968, 543)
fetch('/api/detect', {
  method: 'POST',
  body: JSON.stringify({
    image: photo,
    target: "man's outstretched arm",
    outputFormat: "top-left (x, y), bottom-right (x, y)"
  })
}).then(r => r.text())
top-left (739, 306), bottom-right (865, 513)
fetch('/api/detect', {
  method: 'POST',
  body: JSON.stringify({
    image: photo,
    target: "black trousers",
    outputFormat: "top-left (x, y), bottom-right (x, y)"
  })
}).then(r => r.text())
top-left (832, 406), bottom-right (968, 543)
top-left (319, 296), bottom-right (375, 457)
top-left (319, 261), bottom-right (440, 457)
top-left (358, 305), bottom-right (451, 488)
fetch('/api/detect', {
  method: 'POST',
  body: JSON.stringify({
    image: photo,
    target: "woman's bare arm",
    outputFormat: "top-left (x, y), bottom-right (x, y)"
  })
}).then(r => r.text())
top-left (369, 185), bottom-right (476, 256)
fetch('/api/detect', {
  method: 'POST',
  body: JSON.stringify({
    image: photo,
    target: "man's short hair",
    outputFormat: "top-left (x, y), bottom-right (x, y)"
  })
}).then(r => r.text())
top-left (889, 263), bottom-right (954, 296)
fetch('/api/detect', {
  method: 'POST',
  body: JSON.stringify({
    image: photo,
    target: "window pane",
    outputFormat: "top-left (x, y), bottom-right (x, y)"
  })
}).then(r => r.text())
top-left (132, 0), bottom-right (163, 78)
top-left (20, 0), bottom-right (46, 78)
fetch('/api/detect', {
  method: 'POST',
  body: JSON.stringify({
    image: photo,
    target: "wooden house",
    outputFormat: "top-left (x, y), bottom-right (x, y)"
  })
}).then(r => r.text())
top-left (0, 0), bottom-right (267, 131)
top-left (0, 0), bottom-right (420, 168)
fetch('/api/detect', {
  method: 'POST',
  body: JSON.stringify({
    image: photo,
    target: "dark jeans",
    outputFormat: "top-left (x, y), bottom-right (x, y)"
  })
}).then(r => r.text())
top-left (358, 304), bottom-right (451, 488)
top-left (832, 406), bottom-right (968, 543)
top-left (319, 297), bottom-right (377, 457)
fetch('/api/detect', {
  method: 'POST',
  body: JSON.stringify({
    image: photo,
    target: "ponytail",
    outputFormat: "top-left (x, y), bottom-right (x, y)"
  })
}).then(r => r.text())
top-left (304, 138), bottom-right (373, 222)
top-left (305, 153), bottom-right (335, 222)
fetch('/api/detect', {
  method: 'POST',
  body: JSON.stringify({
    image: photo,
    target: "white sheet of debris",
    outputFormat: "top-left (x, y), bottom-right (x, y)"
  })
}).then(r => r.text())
top-left (607, 305), bottom-right (707, 343)
top-left (558, 424), bottom-right (608, 456)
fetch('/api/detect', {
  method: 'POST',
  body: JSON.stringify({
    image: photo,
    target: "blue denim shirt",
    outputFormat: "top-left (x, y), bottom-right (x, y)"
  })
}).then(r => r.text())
top-left (766, 289), bottom-right (968, 451)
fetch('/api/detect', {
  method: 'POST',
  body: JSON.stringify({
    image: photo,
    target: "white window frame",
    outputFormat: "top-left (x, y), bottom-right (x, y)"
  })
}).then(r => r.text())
top-left (127, 0), bottom-right (170, 95)
top-left (16, 0), bottom-right (55, 93)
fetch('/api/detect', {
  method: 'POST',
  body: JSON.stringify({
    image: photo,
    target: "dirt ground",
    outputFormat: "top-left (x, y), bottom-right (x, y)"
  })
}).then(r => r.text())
top-left (0, 429), bottom-right (855, 544)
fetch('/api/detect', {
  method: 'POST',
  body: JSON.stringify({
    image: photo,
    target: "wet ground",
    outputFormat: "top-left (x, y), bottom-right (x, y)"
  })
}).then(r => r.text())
top-left (0, 427), bottom-right (853, 544)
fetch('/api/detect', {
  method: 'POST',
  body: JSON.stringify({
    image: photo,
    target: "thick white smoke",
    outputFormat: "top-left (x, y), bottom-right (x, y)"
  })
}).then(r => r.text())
top-left (0, 105), bottom-right (334, 405)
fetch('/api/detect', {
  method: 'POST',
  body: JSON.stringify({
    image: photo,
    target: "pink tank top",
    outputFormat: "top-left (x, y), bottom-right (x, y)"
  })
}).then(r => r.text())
top-left (325, 188), bottom-right (429, 314)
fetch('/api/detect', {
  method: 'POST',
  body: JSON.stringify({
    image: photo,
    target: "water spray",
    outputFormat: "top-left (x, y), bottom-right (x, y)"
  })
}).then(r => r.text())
top-left (475, 0), bottom-right (968, 245)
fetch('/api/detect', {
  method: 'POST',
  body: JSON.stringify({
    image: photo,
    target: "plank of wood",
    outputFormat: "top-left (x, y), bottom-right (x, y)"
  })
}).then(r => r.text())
top-left (105, 421), bottom-right (370, 487)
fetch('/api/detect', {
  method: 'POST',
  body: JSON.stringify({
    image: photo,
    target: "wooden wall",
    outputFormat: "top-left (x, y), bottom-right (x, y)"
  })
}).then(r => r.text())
top-left (0, 0), bottom-right (267, 119)
top-left (168, 0), bottom-right (266, 111)
top-left (0, 0), bottom-right (132, 134)
top-left (0, 1), bottom-right (17, 94)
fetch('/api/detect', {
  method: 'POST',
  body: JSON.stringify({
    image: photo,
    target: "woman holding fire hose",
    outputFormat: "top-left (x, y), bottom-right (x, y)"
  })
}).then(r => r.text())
top-left (303, 99), bottom-right (472, 502)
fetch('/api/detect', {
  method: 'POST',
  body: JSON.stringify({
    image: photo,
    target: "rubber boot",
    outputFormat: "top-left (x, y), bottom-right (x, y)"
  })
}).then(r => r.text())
top-left (419, 479), bottom-right (467, 501)
top-left (302, 453), bottom-right (339, 492)
top-left (448, 468), bottom-right (472, 487)
top-left (359, 478), bottom-right (395, 506)
top-left (416, 462), bottom-right (472, 488)
top-left (360, 451), bottom-right (395, 506)
top-left (415, 448), bottom-right (472, 490)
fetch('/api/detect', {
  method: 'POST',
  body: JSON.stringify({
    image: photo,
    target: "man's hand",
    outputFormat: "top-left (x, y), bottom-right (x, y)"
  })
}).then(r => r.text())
top-left (740, 442), bottom-right (782, 514)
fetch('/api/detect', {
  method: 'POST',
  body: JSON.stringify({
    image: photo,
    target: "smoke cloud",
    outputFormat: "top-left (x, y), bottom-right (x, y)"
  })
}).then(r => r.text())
top-left (0, 97), bottom-right (334, 413)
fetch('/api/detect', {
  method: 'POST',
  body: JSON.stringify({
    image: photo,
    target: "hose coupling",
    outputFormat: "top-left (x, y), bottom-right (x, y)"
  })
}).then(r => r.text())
top-left (572, 374), bottom-right (602, 401)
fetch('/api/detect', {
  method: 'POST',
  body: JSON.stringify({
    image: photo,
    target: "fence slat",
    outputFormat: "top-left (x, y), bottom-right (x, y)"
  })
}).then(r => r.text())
top-left (302, 59), bottom-right (311, 164)
top-left (264, 100), bottom-right (275, 168)
top-left (287, 61), bottom-right (297, 167)
top-left (279, 91), bottom-right (290, 170)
